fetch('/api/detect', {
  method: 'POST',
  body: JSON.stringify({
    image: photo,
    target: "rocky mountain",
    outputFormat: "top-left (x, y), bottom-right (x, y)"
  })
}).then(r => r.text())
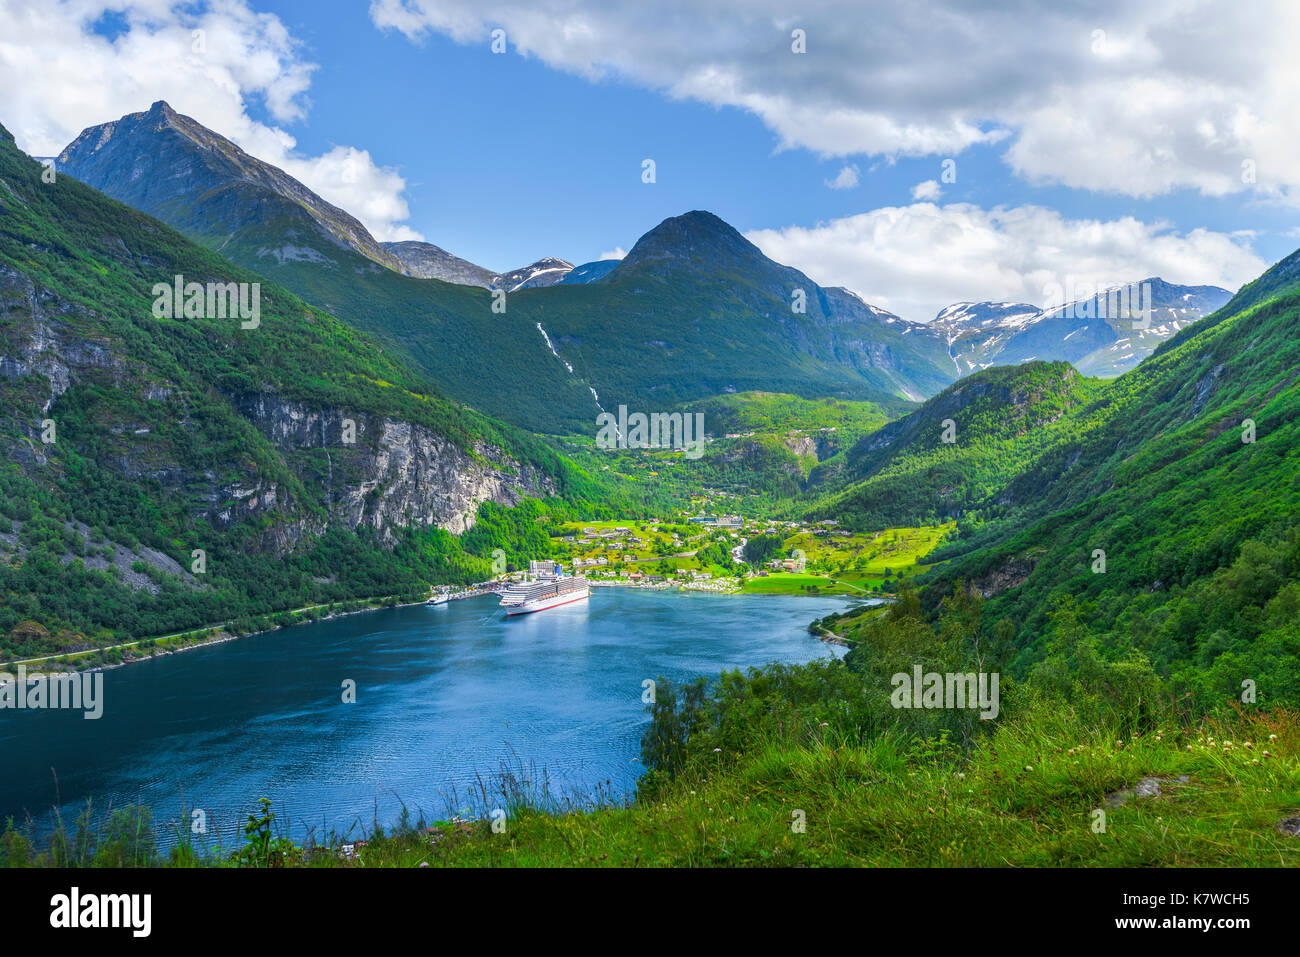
top-left (494, 257), bottom-right (574, 290)
top-left (52, 104), bottom-right (1237, 436)
top-left (383, 244), bottom-right (578, 291)
top-left (524, 210), bottom-right (957, 407)
top-left (0, 119), bottom-right (577, 649)
top-left (932, 301), bottom-right (1041, 330)
top-left (381, 240), bottom-right (498, 287)
top-left (936, 278), bottom-right (1232, 378)
top-left (52, 105), bottom-right (959, 430)
top-left (57, 101), bottom-right (411, 276)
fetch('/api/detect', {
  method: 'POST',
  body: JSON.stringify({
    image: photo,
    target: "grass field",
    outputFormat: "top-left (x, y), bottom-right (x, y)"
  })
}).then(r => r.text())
top-left (44, 703), bottom-right (1290, 868)
top-left (750, 523), bottom-right (955, 594)
top-left (739, 573), bottom-right (868, 596)
top-left (552, 520), bottom-right (715, 573)
top-left (548, 519), bottom-right (955, 591)
top-left (405, 707), bottom-right (1299, 867)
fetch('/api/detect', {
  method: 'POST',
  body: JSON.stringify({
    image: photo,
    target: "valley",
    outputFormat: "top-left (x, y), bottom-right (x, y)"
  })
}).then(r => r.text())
top-left (2, 95), bottom-right (1298, 872)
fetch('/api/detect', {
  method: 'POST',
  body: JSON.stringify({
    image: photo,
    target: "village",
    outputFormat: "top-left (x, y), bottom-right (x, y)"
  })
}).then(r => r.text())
top-left (533, 516), bottom-right (955, 597)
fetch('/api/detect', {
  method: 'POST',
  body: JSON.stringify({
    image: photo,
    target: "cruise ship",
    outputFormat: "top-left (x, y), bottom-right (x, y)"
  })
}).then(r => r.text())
top-left (498, 560), bottom-right (590, 616)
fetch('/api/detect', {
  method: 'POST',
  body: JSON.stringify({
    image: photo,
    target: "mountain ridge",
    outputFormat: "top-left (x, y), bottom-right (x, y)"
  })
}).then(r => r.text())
top-left (935, 278), bottom-right (1232, 378)
top-left (52, 107), bottom-right (961, 427)
top-left (58, 101), bottom-right (411, 276)
top-left (0, 117), bottom-right (586, 653)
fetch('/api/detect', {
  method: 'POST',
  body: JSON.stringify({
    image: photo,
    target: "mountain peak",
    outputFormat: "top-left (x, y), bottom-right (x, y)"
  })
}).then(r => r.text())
top-left (382, 240), bottom-right (498, 287)
top-left (493, 257), bottom-right (575, 291)
top-left (58, 103), bottom-right (408, 275)
top-left (618, 210), bottom-right (762, 274)
top-left (640, 210), bottom-right (740, 243)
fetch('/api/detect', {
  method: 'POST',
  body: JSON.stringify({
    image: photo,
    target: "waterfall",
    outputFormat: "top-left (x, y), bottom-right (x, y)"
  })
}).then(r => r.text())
top-left (536, 322), bottom-right (608, 416)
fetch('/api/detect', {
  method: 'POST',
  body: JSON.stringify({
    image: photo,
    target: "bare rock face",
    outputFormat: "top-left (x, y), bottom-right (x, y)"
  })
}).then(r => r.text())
top-left (782, 433), bottom-right (818, 458)
top-left (382, 241), bottom-right (499, 288)
top-left (973, 556), bottom-right (1037, 598)
top-left (231, 394), bottom-right (555, 538)
top-left (0, 268), bottom-right (555, 554)
top-left (0, 265), bottom-right (130, 415)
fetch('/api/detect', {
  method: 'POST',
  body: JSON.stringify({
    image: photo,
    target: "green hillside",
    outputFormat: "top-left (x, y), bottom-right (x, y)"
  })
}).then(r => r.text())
top-left (0, 123), bottom-right (590, 659)
top-left (56, 107), bottom-right (960, 432)
top-left (809, 362), bottom-right (1103, 527)
top-left (817, 260), bottom-right (1300, 708)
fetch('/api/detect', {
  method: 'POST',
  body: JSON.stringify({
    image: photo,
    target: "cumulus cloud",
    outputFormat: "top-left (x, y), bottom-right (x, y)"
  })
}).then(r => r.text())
top-left (598, 246), bottom-right (628, 260)
top-left (370, 0), bottom-right (1300, 201)
top-left (745, 203), bottom-right (1266, 322)
top-left (824, 164), bottom-right (859, 190)
top-left (0, 0), bottom-right (421, 240)
top-left (911, 179), bottom-right (941, 201)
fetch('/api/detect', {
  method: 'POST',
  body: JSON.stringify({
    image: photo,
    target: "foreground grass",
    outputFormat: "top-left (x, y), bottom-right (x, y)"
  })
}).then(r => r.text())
top-left (13, 705), bottom-right (1289, 868)
top-left (6, 705), bottom-right (1295, 868)
top-left (347, 708), bottom-right (1299, 867)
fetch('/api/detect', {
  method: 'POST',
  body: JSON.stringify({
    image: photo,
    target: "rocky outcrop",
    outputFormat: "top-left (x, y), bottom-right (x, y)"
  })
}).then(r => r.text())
top-left (972, 555), bottom-right (1037, 598)
top-left (782, 433), bottom-right (818, 458)
top-left (0, 265), bottom-right (130, 415)
top-left (382, 241), bottom-right (498, 288)
top-left (230, 393), bottom-right (555, 538)
top-left (0, 268), bottom-right (556, 554)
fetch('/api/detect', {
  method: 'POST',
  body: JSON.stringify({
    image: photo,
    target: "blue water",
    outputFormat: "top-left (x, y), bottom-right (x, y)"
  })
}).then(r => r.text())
top-left (0, 589), bottom-right (856, 847)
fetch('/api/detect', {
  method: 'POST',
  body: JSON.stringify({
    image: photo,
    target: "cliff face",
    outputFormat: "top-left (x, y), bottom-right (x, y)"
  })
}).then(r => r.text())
top-left (230, 393), bottom-right (555, 538)
top-left (1, 121), bottom-right (578, 648)
top-left (0, 265), bottom-right (554, 553)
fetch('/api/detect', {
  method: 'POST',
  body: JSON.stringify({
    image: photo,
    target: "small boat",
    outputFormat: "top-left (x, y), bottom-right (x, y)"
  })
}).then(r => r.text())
top-left (426, 593), bottom-right (450, 605)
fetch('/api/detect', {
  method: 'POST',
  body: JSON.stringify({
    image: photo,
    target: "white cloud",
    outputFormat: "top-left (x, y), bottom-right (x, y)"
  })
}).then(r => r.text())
top-left (598, 246), bottom-right (628, 260)
top-left (745, 203), bottom-right (1265, 322)
top-left (370, 0), bottom-right (1300, 201)
top-left (911, 179), bottom-right (941, 201)
top-left (824, 164), bottom-right (859, 190)
top-left (277, 145), bottom-right (423, 241)
top-left (0, 0), bottom-right (421, 241)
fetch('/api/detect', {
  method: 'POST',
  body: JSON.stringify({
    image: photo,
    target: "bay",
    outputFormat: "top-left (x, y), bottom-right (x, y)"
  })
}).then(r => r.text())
top-left (0, 589), bottom-right (861, 848)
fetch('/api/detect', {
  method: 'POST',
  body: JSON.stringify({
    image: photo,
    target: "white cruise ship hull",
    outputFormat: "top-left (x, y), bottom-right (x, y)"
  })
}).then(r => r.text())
top-left (503, 586), bottom-right (590, 616)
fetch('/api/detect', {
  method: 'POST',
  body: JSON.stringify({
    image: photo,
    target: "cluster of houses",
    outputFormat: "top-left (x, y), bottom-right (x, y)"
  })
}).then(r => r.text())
top-left (686, 514), bottom-right (744, 528)
top-left (767, 557), bottom-right (806, 572)
top-left (679, 577), bottom-right (740, 594)
top-left (570, 526), bottom-right (657, 549)
top-left (555, 514), bottom-right (867, 591)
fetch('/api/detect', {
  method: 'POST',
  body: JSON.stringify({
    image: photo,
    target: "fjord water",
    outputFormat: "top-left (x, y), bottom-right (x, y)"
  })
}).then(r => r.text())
top-left (1, 589), bottom-right (852, 847)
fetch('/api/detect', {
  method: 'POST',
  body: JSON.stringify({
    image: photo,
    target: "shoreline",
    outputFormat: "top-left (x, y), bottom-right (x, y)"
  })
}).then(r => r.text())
top-left (5, 582), bottom-right (873, 677)
top-left (2, 592), bottom-right (455, 678)
top-left (812, 629), bottom-right (852, 647)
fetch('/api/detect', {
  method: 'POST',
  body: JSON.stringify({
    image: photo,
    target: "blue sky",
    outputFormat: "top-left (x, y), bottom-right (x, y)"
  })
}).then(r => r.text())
top-left (254, 0), bottom-right (1296, 274)
top-left (2, 0), bottom-right (1296, 320)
